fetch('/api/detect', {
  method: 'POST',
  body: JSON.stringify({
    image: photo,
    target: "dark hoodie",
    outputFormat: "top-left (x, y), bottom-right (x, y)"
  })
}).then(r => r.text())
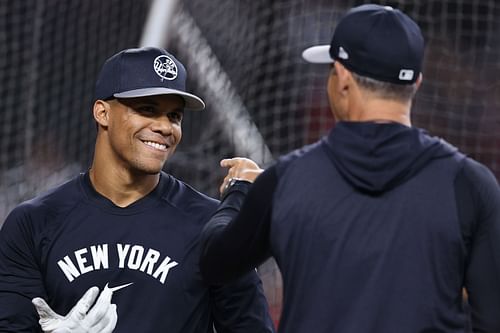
top-left (200, 121), bottom-right (500, 333)
top-left (324, 121), bottom-right (456, 193)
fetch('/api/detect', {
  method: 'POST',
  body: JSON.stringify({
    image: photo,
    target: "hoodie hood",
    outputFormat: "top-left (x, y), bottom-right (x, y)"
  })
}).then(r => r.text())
top-left (323, 121), bottom-right (457, 193)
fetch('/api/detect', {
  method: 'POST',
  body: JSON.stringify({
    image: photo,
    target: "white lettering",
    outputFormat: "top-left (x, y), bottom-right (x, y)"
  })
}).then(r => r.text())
top-left (57, 256), bottom-right (80, 282)
top-left (90, 244), bottom-right (109, 270)
top-left (117, 244), bottom-right (130, 268)
top-left (57, 243), bottom-right (179, 285)
top-left (75, 248), bottom-right (93, 274)
top-left (139, 249), bottom-right (161, 274)
top-left (152, 256), bottom-right (178, 284)
top-left (127, 245), bottom-right (144, 270)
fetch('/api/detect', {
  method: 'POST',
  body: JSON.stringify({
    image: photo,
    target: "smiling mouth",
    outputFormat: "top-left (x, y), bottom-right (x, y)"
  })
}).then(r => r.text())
top-left (142, 140), bottom-right (168, 151)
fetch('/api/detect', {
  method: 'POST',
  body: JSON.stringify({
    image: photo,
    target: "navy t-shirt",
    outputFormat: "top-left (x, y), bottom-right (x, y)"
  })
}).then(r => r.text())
top-left (0, 171), bottom-right (274, 333)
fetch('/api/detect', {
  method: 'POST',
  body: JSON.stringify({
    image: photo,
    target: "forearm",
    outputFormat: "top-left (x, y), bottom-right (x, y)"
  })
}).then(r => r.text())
top-left (210, 271), bottom-right (275, 332)
top-left (200, 181), bottom-right (264, 284)
top-left (200, 166), bottom-right (277, 285)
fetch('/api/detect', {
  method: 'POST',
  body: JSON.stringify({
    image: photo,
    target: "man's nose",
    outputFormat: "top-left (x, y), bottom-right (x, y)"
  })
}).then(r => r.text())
top-left (151, 115), bottom-right (173, 135)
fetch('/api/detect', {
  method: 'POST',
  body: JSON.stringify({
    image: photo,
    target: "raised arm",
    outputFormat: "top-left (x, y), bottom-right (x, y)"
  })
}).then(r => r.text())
top-left (200, 159), bottom-right (278, 285)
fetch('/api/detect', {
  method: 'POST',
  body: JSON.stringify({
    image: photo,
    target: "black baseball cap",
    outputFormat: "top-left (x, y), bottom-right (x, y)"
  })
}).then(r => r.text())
top-left (302, 4), bottom-right (424, 85)
top-left (95, 47), bottom-right (205, 110)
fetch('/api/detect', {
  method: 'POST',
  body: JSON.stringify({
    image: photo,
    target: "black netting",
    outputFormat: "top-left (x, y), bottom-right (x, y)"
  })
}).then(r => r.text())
top-left (2, 0), bottom-right (499, 325)
top-left (0, 0), bottom-right (149, 218)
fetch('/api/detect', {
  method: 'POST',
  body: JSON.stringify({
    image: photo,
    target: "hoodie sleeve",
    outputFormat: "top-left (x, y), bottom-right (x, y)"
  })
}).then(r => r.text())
top-left (456, 158), bottom-right (500, 333)
top-left (199, 165), bottom-right (278, 285)
top-left (210, 271), bottom-right (276, 333)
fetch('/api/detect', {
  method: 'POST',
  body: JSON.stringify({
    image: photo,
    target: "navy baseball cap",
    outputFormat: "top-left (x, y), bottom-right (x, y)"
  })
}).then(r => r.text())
top-left (302, 4), bottom-right (424, 85)
top-left (95, 47), bottom-right (205, 110)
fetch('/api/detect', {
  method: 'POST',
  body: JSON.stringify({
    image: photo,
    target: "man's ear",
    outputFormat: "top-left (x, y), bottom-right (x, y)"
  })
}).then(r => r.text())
top-left (93, 100), bottom-right (110, 127)
top-left (334, 61), bottom-right (352, 96)
top-left (415, 73), bottom-right (423, 90)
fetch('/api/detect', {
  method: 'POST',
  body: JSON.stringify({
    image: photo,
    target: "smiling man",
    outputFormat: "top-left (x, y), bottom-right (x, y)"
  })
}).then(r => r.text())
top-left (0, 47), bottom-right (274, 333)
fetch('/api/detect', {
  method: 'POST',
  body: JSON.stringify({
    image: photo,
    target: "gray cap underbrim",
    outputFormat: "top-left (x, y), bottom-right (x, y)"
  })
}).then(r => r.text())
top-left (302, 45), bottom-right (333, 64)
top-left (114, 87), bottom-right (205, 111)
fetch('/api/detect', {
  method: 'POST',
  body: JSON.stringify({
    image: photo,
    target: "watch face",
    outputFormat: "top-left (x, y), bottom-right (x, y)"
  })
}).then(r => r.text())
top-left (221, 178), bottom-right (239, 199)
top-left (223, 178), bottom-right (237, 192)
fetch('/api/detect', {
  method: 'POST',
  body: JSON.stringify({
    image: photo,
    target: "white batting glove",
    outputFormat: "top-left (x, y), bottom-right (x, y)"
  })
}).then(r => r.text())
top-left (32, 285), bottom-right (117, 333)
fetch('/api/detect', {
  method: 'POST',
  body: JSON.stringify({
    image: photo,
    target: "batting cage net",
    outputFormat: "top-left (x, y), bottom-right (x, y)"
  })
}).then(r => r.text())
top-left (1, 0), bottom-right (500, 327)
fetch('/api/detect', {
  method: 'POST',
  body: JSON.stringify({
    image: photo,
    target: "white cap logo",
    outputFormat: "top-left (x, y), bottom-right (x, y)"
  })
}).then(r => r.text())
top-left (399, 69), bottom-right (414, 81)
top-left (338, 46), bottom-right (349, 60)
top-left (153, 55), bottom-right (178, 81)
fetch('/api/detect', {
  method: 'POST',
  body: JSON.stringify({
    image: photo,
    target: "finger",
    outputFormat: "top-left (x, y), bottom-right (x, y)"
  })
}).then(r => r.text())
top-left (219, 181), bottom-right (226, 195)
top-left (32, 297), bottom-right (62, 329)
top-left (97, 284), bottom-right (113, 306)
top-left (229, 164), bottom-right (263, 183)
top-left (224, 157), bottom-right (258, 167)
top-left (220, 158), bottom-right (231, 168)
top-left (69, 286), bottom-right (99, 321)
top-left (105, 304), bottom-right (118, 333)
top-left (220, 158), bottom-right (241, 168)
top-left (90, 304), bottom-right (117, 333)
top-left (32, 297), bottom-right (58, 319)
top-left (224, 158), bottom-right (261, 176)
top-left (85, 286), bottom-right (113, 326)
top-left (50, 328), bottom-right (72, 333)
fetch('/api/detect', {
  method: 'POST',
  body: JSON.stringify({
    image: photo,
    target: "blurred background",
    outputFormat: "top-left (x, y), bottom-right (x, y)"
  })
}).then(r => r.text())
top-left (1, 0), bottom-right (499, 327)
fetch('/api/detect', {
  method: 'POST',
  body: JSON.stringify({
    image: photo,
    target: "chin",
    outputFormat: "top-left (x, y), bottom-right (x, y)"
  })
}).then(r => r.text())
top-left (132, 162), bottom-right (164, 175)
top-left (143, 168), bottom-right (162, 175)
top-left (130, 155), bottom-right (170, 175)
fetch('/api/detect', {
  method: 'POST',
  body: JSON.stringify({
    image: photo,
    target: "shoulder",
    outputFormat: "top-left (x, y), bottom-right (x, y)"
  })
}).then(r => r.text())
top-left (159, 172), bottom-right (219, 215)
top-left (2, 175), bottom-right (82, 231)
top-left (1, 176), bottom-right (83, 251)
top-left (455, 157), bottom-right (500, 228)
top-left (456, 157), bottom-right (498, 190)
top-left (457, 157), bottom-right (499, 200)
top-left (274, 140), bottom-right (324, 175)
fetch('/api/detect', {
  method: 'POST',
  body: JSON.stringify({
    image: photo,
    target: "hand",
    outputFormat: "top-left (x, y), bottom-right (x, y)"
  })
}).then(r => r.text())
top-left (219, 157), bottom-right (264, 194)
top-left (32, 285), bottom-right (117, 333)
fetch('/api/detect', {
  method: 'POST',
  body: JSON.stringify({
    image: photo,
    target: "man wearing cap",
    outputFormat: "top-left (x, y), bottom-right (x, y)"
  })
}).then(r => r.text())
top-left (199, 4), bottom-right (500, 332)
top-left (0, 47), bottom-right (275, 332)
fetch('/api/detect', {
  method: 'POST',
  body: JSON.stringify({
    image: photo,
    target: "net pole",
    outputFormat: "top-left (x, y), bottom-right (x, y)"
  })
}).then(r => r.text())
top-left (172, 10), bottom-right (273, 165)
top-left (139, 0), bottom-right (178, 47)
top-left (25, 1), bottom-right (44, 169)
top-left (140, 2), bottom-right (272, 165)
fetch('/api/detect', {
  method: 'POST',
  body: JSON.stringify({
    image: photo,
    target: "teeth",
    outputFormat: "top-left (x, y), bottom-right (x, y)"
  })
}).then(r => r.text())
top-left (143, 141), bottom-right (167, 150)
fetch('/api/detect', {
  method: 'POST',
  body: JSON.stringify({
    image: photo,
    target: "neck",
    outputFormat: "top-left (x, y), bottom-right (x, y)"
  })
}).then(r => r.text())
top-left (346, 94), bottom-right (412, 127)
top-left (90, 148), bottom-right (160, 208)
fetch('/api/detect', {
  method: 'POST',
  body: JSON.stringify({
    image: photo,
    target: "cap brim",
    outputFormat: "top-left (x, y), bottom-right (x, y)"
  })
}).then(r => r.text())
top-left (302, 45), bottom-right (333, 64)
top-left (114, 88), bottom-right (205, 111)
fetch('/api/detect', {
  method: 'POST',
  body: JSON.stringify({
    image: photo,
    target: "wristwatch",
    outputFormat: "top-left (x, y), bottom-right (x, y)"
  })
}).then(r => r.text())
top-left (221, 178), bottom-right (250, 199)
top-left (224, 178), bottom-right (239, 191)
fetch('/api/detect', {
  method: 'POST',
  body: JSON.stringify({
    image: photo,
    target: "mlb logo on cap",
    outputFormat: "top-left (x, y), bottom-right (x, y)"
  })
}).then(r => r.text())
top-left (399, 69), bottom-right (415, 81)
top-left (302, 4), bottom-right (424, 85)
